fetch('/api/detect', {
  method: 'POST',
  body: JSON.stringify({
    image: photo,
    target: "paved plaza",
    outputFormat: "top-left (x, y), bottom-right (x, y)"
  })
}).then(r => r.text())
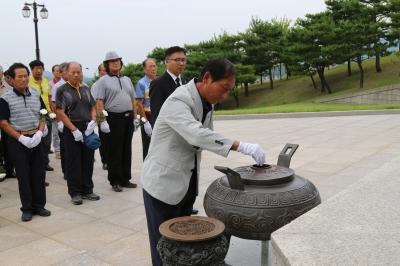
top-left (0, 112), bottom-right (399, 265)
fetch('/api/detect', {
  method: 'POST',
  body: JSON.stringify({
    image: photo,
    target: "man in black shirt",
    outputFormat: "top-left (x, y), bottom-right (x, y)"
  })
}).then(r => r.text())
top-left (56, 62), bottom-right (100, 205)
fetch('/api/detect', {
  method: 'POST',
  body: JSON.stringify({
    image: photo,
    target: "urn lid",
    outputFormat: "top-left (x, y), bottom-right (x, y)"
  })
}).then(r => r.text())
top-left (234, 164), bottom-right (295, 185)
top-left (215, 143), bottom-right (299, 190)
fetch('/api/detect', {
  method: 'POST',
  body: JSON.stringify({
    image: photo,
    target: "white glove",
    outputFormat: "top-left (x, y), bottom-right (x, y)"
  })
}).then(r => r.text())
top-left (72, 129), bottom-right (84, 142)
top-left (133, 119), bottom-right (140, 132)
top-left (143, 121), bottom-right (152, 137)
top-left (18, 135), bottom-right (33, 149)
top-left (43, 124), bottom-right (48, 137)
top-left (84, 120), bottom-right (96, 136)
top-left (57, 121), bottom-right (64, 133)
top-left (31, 130), bottom-right (43, 148)
top-left (100, 121), bottom-right (111, 133)
top-left (237, 142), bottom-right (266, 165)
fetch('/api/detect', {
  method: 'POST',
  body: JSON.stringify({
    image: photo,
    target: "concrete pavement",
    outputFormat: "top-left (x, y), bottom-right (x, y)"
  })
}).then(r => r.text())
top-left (0, 113), bottom-right (399, 265)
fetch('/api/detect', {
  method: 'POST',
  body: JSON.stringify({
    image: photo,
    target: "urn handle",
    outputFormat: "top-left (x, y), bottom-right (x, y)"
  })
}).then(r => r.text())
top-left (214, 166), bottom-right (244, 191)
top-left (277, 143), bottom-right (299, 168)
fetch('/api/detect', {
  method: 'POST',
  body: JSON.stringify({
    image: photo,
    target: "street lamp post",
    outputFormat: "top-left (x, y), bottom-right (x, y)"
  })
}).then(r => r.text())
top-left (22, 1), bottom-right (48, 60)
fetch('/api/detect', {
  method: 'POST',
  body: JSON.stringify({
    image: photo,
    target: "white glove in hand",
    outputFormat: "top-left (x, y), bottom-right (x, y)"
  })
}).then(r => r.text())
top-left (72, 129), bottom-right (84, 142)
top-left (31, 130), bottom-right (43, 148)
top-left (100, 121), bottom-right (111, 133)
top-left (18, 135), bottom-right (33, 149)
top-left (143, 121), bottom-right (152, 137)
top-left (57, 121), bottom-right (64, 133)
top-left (43, 124), bottom-right (48, 137)
top-left (84, 120), bottom-right (96, 136)
top-left (237, 142), bottom-right (266, 165)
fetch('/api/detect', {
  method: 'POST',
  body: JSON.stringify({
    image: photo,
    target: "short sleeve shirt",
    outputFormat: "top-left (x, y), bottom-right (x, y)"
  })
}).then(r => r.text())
top-left (95, 74), bottom-right (135, 113)
top-left (0, 88), bottom-right (45, 131)
top-left (51, 78), bottom-right (66, 102)
top-left (135, 75), bottom-right (151, 112)
top-left (56, 82), bottom-right (95, 122)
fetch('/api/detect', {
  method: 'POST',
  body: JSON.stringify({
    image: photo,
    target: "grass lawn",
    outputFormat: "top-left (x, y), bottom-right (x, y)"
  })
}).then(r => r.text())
top-left (216, 53), bottom-right (400, 114)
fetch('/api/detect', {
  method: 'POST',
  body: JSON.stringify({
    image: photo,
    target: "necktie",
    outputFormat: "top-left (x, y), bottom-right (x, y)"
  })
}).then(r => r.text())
top-left (175, 77), bottom-right (181, 87)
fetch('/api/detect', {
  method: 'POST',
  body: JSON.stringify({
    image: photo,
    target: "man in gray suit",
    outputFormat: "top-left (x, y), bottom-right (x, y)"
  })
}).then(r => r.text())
top-left (142, 58), bottom-right (266, 266)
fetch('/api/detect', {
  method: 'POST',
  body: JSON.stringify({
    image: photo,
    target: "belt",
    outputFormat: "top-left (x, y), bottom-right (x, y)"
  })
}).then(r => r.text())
top-left (108, 111), bottom-right (132, 117)
top-left (19, 129), bottom-right (38, 135)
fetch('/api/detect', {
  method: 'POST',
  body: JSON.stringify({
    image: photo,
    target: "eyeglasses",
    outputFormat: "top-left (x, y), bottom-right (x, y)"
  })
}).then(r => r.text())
top-left (167, 58), bottom-right (186, 63)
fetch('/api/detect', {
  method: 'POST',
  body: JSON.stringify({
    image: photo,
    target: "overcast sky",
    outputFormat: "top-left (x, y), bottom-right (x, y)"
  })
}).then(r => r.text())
top-left (1, 0), bottom-right (326, 76)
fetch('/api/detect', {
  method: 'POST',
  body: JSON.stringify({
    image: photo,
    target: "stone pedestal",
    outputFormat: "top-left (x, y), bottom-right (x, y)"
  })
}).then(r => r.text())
top-left (157, 216), bottom-right (229, 266)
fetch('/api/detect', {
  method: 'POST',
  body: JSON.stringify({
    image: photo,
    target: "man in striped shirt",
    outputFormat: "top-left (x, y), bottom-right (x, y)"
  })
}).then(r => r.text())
top-left (0, 63), bottom-right (51, 222)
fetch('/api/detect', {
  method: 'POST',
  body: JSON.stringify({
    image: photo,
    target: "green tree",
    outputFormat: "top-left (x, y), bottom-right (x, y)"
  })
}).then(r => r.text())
top-left (326, 0), bottom-right (376, 88)
top-left (240, 17), bottom-right (286, 89)
top-left (359, 0), bottom-right (391, 72)
top-left (288, 12), bottom-right (338, 93)
top-left (121, 63), bottom-right (143, 85)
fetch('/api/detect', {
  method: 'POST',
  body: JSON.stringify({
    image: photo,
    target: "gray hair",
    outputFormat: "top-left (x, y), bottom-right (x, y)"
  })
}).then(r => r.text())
top-left (59, 62), bottom-right (69, 72)
top-left (0, 65), bottom-right (3, 72)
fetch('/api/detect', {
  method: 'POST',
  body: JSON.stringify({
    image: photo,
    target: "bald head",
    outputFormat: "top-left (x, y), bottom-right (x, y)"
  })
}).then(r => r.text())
top-left (67, 62), bottom-right (83, 87)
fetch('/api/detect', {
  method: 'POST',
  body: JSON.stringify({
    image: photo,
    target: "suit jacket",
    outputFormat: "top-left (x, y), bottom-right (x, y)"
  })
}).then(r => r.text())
top-left (149, 71), bottom-right (187, 127)
top-left (142, 79), bottom-right (234, 205)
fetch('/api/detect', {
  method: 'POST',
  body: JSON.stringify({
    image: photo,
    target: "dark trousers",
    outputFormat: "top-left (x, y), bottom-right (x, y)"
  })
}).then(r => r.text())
top-left (1, 131), bottom-right (14, 175)
top-left (64, 122), bottom-right (94, 197)
top-left (106, 112), bottom-right (134, 186)
top-left (99, 131), bottom-right (108, 164)
top-left (6, 135), bottom-right (46, 212)
top-left (143, 172), bottom-right (197, 266)
top-left (140, 127), bottom-right (151, 161)
top-left (43, 120), bottom-right (52, 166)
top-left (58, 132), bottom-right (66, 175)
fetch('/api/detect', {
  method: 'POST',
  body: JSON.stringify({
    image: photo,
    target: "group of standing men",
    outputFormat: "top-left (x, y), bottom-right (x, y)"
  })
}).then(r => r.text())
top-left (0, 47), bottom-right (266, 266)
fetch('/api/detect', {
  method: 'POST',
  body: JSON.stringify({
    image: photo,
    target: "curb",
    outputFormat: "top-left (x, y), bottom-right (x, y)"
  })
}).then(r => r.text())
top-left (214, 109), bottom-right (400, 120)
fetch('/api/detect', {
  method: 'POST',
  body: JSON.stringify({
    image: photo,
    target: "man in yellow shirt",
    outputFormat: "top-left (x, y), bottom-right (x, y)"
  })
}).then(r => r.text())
top-left (29, 60), bottom-right (53, 175)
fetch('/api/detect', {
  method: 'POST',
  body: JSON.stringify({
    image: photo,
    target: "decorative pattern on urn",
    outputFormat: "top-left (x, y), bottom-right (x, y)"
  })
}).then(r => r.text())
top-left (157, 235), bottom-right (229, 266)
top-left (204, 175), bottom-right (321, 241)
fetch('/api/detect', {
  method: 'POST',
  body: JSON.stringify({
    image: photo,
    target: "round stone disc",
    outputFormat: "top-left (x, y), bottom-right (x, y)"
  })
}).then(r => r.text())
top-left (159, 216), bottom-right (225, 242)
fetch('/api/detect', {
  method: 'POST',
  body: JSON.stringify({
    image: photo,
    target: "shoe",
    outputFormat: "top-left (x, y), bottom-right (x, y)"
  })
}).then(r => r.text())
top-left (82, 193), bottom-right (100, 201)
top-left (45, 165), bottom-right (54, 171)
top-left (55, 152), bottom-right (61, 159)
top-left (71, 195), bottom-right (83, 205)
top-left (191, 208), bottom-right (199, 215)
top-left (122, 181), bottom-right (137, 188)
top-left (34, 208), bottom-right (51, 217)
top-left (102, 163), bottom-right (108, 170)
top-left (21, 211), bottom-right (33, 222)
top-left (45, 182), bottom-right (49, 187)
top-left (112, 184), bottom-right (123, 192)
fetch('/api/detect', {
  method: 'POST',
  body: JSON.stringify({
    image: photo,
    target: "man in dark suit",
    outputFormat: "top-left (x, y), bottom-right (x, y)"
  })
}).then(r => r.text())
top-left (149, 46), bottom-right (187, 128)
top-left (149, 46), bottom-right (199, 215)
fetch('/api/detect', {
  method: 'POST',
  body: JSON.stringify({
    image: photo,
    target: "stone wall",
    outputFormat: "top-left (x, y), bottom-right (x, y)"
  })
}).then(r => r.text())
top-left (270, 154), bottom-right (400, 265)
top-left (314, 84), bottom-right (400, 104)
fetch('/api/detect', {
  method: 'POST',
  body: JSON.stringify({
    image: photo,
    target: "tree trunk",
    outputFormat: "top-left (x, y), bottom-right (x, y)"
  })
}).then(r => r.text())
top-left (347, 59), bottom-right (352, 76)
top-left (357, 56), bottom-right (364, 88)
top-left (309, 73), bottom-right (317, 90)
top-left (317, 67), bottom-right (332, 94)
top-left (375, 51), bottom-right (382, 72)
top-left (260, 74), bottom-right (263, 85)
top-left (279, 63), bottom-right (282, 80)
top-left (269, 68), bottom-right (274, 89)
top-left (285, 63), bottom-right (290, 80)
top-left (244, 82), bottom-right (249, 97)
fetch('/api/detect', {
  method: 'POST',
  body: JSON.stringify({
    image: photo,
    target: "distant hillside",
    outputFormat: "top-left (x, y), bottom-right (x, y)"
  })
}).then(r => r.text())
top-left (218, 53), bottom-right (400, 111)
